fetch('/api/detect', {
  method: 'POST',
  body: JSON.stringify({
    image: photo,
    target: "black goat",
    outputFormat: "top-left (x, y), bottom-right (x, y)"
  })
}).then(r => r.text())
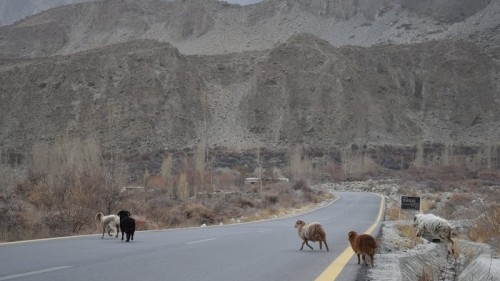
top-left (117, 210), bottom-right (136, 242)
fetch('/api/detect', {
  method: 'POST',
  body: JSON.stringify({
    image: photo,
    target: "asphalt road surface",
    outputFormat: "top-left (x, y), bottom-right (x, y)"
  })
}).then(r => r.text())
top-left (0, 192), bottom-right (383, 281)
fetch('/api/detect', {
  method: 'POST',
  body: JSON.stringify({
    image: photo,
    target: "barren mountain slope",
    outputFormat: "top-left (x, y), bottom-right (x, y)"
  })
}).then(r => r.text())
top-left (1, 0), bottom-right (500, 175)
top-left (1, 35), bottom-right (499, 173)
top-left (0, 0), bottom-right (499, 58)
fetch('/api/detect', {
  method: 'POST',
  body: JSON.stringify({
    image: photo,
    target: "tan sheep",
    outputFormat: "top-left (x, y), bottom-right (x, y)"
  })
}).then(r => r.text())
top-left (95, 212), bottom-right (120, 239)
top-left (347, 231), bottom-right (377, 267)
top-left (294, 220), bottom-right (329, 252)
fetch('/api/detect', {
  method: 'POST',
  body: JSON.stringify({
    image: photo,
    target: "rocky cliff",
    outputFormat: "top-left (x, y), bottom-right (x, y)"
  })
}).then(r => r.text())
top-left (1, 0), bottom-right (499, 175)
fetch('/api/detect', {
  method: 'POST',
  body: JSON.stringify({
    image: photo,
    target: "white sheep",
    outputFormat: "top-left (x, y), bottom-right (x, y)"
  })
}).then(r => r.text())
top-left (95, 212), bottom-right (120, 239)
top-left (413, 213), bottom-right (455, 254)
top-left (294, 220), bottom-right (329, 252)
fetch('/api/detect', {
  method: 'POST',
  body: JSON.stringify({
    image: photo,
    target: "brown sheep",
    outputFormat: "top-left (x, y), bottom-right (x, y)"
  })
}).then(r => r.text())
top-left (347, 231), bottom-right (377, 267)
top-left (294, 220), bottom-right (329, 252)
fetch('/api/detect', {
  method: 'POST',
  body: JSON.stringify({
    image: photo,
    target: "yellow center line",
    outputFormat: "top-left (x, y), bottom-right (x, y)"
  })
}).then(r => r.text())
top-left (315, 193), bottom-right (385, 281)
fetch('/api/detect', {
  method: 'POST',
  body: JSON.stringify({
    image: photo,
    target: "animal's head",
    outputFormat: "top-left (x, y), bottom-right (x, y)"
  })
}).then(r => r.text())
top-left (347, 231), bottom-right (358, 241)
top-left (294, 220), bottom-right (305, 229)
top-left (117, 210), bottom-right (131, 218)
top-left (95, 212), bottom-right (103, 220)
top-left (413, 214), bottom-right (422, 227)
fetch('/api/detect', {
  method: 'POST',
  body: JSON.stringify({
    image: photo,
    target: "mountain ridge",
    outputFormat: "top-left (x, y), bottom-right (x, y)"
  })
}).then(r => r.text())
top-left (1, 0), bottom-right (499, 58)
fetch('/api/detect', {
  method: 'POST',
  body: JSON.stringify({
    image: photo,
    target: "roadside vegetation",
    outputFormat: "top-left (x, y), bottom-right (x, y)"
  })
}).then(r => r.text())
top-left (1, 137), bottom-right (499, 265)
top-left (0, 137), bottom-right (332, 242)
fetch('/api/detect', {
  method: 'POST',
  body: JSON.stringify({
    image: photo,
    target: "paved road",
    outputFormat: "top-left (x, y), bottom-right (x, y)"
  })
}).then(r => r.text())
top-left (0, 192), bottom-right (383, 281)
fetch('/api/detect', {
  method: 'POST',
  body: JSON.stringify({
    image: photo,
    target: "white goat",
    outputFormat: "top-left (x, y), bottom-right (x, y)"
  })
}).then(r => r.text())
top-left (413, 213), bottom-right (455, 254)
top-left (294, 220), bottom-right (329, 251)
top-left (95, 212), bottom-right (120, 239)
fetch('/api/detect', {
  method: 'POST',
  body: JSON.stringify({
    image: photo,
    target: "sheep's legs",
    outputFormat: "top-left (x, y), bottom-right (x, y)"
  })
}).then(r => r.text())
top-left (361, 255), bottom-right (369, 266)
top-left (440, 236), bottom-right (455, 255)
top-left (356, 254), bottom-right (361, 264)
top-left (300, 240), bottom-right (314, 250)
top-left (447, 247), bottom-right (454, 255)
top-left (321, 240), bottom-right (329, 252)
top-left (368, 254), bottom-right (374, 267)
top-left (444, 241), bottom-right (455, 255)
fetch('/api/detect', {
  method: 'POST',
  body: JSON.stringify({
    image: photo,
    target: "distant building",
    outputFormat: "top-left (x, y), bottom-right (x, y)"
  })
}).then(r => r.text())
top-left (244, 177), bottom-right (289, 185)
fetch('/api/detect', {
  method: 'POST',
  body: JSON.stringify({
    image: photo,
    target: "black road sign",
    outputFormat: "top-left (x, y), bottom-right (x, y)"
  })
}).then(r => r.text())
top-left (401, 196), bottom-right (420, 210)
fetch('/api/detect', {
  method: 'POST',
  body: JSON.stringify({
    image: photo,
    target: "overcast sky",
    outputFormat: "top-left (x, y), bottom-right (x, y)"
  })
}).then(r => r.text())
top-left (222, 0), bottom-right (264, 5)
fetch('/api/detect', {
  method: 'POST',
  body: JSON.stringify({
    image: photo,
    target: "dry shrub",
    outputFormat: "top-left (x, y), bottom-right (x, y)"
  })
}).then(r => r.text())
top-left (292, 179), bottom-right (312, 192)
top-left (448, 193), bottom-right (475, 205)
top-left (441, 193), bottom-right (476, 219)
top-left (213, 168), bottom-right (240, 190)
top-left (144, 202), bottom-right (219, 228)
top-left (237, 197), bottom-right (256, 208)
top-left (340, 147), bottom-right (380, 180)
top-left (247, 207), bottom-right (280, 221)
top-left (402, 166), bottom-right (475, 184)
top-left (0, 193), bottom-right (25, 241)
top-left (288, 147), bottom-right (313, 183)
top-left (142, 197), bottom-right (174, 227)
top-left (26, 184), bottom-right (51, 208)
top-left (184, 203), bottom-right (216, 224)
top-left (276, 189), bottom-right (296, 208)
top-left (399, 185), bottom-right (419, 197)
top-left (477, 169), bottom-right (500, 181)
top-left (324, 163), bottom-right (347, 182)
top-left (264, 195), bottom-right (279, 206)
top-left (418, 269), bottom-right (434, 281)
top-left (0, 137), bottom-right (129, 241)
top-left (396, 223), bottom-right (422, 249)
top-left (469, 204), bottom-right (500, 252)
top-left (386, 207), bottom-right (400, 220)
top-left (420, 198), bottom-right (436, 213)
top-left (177, 172), bottom-right (190, 201)
top-left (162, 206), bottom-right (184, 227)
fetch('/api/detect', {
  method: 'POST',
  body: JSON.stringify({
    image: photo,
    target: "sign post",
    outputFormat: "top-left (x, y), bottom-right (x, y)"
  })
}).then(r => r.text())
top-left (400, 196), bottom-right (421, 220)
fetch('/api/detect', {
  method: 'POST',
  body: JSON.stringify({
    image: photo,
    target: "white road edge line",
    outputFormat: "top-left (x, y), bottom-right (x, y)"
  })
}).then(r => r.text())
top-left (185, 238), bottom-right (218, 245)
top-left (0, 266), bottom-right (72, 281)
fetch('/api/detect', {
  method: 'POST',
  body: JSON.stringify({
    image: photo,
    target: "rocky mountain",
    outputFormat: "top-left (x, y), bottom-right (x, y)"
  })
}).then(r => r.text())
top-left (1, 0), bottom-right (499, 175)
top-left (0, 0), bottom-right (95, 27)
top-left (1, 0), bottom-right (499, 58)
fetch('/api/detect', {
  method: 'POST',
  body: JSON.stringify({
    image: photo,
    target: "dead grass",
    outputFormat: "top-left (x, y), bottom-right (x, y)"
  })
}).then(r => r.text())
top-left (469, 204), bottom-right (500, 253)
top-left (395, 223), bottom-right (422, 249)
top-left (418, 269), bottom-right (434, 281)
top-left (386, 206), bottom-right (400, 221)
